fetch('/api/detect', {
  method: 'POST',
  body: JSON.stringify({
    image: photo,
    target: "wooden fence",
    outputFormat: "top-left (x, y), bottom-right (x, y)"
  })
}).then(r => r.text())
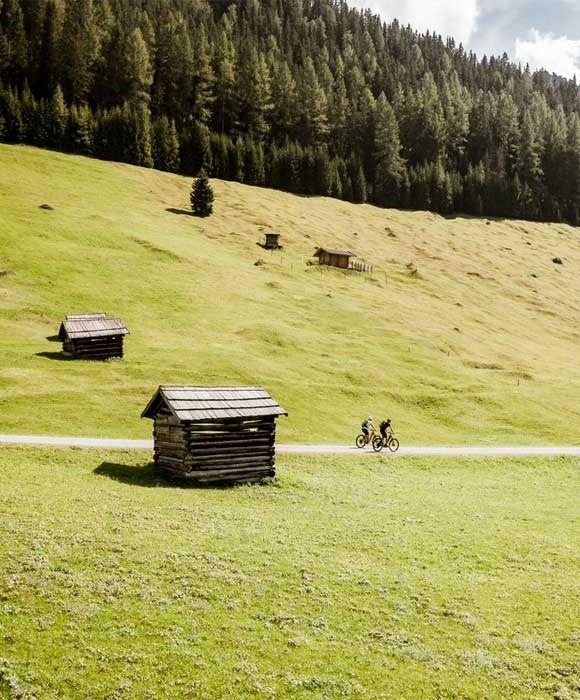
top-left (351, 260), bottom-right (373, 273)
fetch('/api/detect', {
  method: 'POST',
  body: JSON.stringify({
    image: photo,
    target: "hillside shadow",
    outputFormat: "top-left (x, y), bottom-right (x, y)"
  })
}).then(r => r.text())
top-left (166, 207), bottom-right (195, 217)
top-left (94, 461), bottom-right (234, 489)
top-left (46, 334), bottom-right (61, 342)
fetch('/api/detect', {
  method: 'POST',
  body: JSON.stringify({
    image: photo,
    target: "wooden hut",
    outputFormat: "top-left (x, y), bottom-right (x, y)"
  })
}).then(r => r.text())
top-left (142, 385), bottom-right (287, 483)
top-left (313, 247), bottom-right (357, 269)
top-left (264, 232), bottom-right (281, 250)
top-left (59, 314), bottom-right (129, 359)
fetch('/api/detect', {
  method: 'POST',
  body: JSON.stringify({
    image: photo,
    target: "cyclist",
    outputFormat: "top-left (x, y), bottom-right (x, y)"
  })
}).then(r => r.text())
top-left (361, 416), bottom-right (375, 444)
top-left (379, 418), bottom-right (392, 442)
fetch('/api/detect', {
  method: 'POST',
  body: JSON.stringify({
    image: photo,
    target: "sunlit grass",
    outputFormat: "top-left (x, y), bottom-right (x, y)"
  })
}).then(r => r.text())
top-left (0, 446), bottom-right (579, 698)
top-left (1, 144), bottom-right (579, 444)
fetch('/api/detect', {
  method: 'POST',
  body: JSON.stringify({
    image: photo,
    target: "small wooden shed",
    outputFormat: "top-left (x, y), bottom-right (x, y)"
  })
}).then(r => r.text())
top-left (58, 313), bottom-right (129, 359)
top-left (264, 232), bottom-right (281, 250)
top-left (314, 247), bottom-right (357, 269)
top-left (142, 385), bottom-right (287, 483)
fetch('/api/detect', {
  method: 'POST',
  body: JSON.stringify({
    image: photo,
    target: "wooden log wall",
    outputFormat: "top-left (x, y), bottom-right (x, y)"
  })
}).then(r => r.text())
top-left (153, 415), bottom-right (277, 484)
top-left (63, 336), bottom-right (125, 359)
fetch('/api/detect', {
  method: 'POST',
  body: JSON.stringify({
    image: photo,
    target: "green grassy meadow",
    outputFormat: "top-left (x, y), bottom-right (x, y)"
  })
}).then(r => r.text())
top-left (1, 144), bottom-right (580, 444)
top-left (1, 446), bottom-right (579, 699)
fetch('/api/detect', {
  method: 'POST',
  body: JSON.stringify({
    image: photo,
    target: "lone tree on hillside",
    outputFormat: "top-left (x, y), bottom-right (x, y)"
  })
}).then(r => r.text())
top-left (190, 170), bottom-right (214, 217)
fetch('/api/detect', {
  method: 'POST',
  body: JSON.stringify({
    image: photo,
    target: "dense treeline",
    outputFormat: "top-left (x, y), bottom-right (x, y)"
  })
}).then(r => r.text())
top-left (2, 0), bottom-right (580, 224)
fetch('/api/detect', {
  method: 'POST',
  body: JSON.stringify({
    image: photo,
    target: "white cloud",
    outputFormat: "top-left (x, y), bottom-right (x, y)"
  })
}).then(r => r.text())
top-left (514, 28), bottom-right (580, 78)
top-left (348, 0), bottom-right (480, 46)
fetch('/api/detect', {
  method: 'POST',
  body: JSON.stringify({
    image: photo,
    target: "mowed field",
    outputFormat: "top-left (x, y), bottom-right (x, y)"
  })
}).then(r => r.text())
top-left (1, 143), bottom-right (580, 443)
top-left (1, 447), bottom-right (580, 699)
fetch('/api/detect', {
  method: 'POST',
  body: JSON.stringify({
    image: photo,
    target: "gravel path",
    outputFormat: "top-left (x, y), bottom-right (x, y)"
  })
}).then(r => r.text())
top-left (0, 434), bottom-right (579, 455)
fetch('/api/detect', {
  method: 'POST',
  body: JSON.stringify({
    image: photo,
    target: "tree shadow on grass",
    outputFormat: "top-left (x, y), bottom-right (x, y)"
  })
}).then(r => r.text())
top-left (94, 461), bottom-right (235, 489)
top-left (166, 207), bottom-right (195, 217)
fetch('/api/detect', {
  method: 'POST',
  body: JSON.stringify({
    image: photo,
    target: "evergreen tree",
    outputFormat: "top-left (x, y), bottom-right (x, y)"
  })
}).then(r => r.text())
top-left (373, 92), bottom-right (407, 207)
top-left (124, 27), bottom-right (153, 108)
top-left (348, 156), bottom-right (367, 204)
top-left (190, 170), bottom-right (214, 216)
top-left (152, 115), bottom-right (179, 172)
top-left (48, 83), bottom-right (67, 148)
top-left (60, 0), bottom-right (100, 103)
top-left (229, 136), bottom-right (244, 182)
top-left (299, 56), bottom-right (328, 144)
top-left (67, 103), bottom-right (94, 154)
top-left (0, 0), bottom-right (28, 85)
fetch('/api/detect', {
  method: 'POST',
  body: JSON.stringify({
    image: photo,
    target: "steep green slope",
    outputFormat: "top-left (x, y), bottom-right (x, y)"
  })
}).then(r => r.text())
top-left (1, 144), bottom-right (579, 443)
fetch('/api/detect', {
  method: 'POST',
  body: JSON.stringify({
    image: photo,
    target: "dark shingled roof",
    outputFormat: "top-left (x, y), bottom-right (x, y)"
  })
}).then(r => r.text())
top-left (58, 313), bottom-right (109, 340)
top-left (142, 385), bottom-right (287, 422)
top-left (60, 316), bottom-right (129, 340)
top-left (314, 247), bottom-right (357, 257)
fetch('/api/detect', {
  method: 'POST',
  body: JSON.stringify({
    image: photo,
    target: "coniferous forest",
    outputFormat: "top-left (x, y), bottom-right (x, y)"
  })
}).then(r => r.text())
top-left (2, 0), bottom-right (580, 224)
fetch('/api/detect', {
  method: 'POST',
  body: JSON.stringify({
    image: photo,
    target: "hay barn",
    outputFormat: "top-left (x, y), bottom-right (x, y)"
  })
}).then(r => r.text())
top-left (264, 232), bottom-right (281, 249)
top-left (142, 385), bottom-right (287, 483)
top-left (314, 247), bottom-right (357, 269)
top-left (58, 313), bottom-right (129, 359)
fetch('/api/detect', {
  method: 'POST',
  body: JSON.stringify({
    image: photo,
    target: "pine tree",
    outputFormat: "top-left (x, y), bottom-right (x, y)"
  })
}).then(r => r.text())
top-left (299, 56), bottom-right (328, 144)
top-left (229, 136), bottom-right (244, 182)
top-left (151, 10), bottom-right (194, 121)
top-left (0, 0), bottom-right (28, 85)
top-left (190, 170), bottom-right (214, 217)
top-left (348, 156), bottom-right (367, 204)
top-left (60, 0), bottom-right (100, 104)
top-left (0, 83), bottom-right (23, 141)
top-left (35, 0), bottom-right (63, 98)
top-left (152, 116), bottom-right (179, 172)
top-left (210, 132), bottom-right (230, 178)
top-left (48, 84), bottom-right (67, 148)
top-left (124, 27), bottom-right (153, 108)
top-left (67, 104), bottom-right (94, 154)
top-left (192, 25), bottom-right (214, 124)
top-left (373, 92), bottom-right (407, 207)
top-left (213, 26), bottom-right (236, 133)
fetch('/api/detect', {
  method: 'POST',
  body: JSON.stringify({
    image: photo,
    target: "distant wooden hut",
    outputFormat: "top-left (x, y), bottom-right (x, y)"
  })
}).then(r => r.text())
top-left (314, 247), bottom-right (357, 269)
top-left (264, 232), bottom-right (281, 250)
top-left (142, 385), bottom-right (287, 483)
top-left (59, 313), bottom-right (129, 359)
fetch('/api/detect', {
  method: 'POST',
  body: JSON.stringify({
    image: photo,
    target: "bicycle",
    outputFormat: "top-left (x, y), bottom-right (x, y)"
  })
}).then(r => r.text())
top-left (372, 429), bottom-right (400, 453)
top-left (355, 431), bottom-right (375, 448)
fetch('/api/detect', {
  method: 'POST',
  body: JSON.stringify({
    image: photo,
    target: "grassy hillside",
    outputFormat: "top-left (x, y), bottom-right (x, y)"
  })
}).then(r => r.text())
top-left (1, 446), bottom-right (580, 699)
top-left (1, 144), bottom-right (580, 444)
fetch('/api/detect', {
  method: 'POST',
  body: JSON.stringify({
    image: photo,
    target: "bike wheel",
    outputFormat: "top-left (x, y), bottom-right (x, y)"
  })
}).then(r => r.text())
top-left (372, 436), bottom-right (384, 452)
top-left (388, 438), bottom-right (400, 453)
top-left (355, 434), bottom-right (366, 448)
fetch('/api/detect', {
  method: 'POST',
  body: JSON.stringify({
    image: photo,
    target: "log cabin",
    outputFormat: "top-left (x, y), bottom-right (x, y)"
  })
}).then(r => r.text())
top-left (58, 313), bottom-right (129, 359)
top-left (142, 385), bottom-right (287, 483)
top-left (313, 247), bottom-right (357, 269)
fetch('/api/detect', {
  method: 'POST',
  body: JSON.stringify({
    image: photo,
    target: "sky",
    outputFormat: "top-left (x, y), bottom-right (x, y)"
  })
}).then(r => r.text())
top-left (348, 0), bottom-right (580, 79)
